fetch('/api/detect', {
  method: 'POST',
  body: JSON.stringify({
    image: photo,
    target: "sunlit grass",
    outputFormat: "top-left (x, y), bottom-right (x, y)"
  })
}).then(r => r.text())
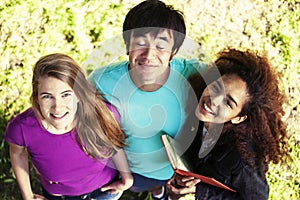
top-left (0, 0), bottom-right (299, 199)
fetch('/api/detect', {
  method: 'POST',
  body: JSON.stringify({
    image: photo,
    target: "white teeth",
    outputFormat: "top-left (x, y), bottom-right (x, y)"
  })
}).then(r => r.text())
top-left (52, 113), bottom-right (66, 118)
top-left (54, 114), bottom-right (64, 117)
top-left (204, 103), bottom-right (214, 115)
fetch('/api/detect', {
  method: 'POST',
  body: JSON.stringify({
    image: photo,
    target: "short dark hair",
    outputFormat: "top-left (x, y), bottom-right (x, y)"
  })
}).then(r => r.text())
top-left (123, 0), bottom-right (186, 53)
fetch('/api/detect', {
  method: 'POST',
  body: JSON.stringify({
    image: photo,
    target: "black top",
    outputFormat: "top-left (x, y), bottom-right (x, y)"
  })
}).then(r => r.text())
top-left (178, 115), bottom-right (269, 200)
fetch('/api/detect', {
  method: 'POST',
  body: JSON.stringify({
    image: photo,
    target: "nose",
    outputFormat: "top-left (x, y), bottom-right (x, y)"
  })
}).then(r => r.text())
top-left (143, 47), bottom-right (156, 59)
top-left (52, 98), bottom-right (63, 111)
top-left (211, 94), bottom-right (224, 107)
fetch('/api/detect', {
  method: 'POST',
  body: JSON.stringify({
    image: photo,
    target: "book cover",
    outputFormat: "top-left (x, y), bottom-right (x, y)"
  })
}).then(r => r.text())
top-left (161, 134), bottom-right (236, 193)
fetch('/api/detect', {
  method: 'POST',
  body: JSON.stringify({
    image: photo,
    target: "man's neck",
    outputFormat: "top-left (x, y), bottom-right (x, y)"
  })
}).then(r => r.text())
top-left (139, 83), bottom-right (163, 92)
top-left (129, 67), bottom-right (170, 92)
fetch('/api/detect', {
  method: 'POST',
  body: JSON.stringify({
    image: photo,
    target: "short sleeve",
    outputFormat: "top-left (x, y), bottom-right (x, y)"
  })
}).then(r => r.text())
top-left (185, 58), bottom-right (207, 76)
top-left (5, 117), bottom-right (26, 147)
top-left (105, 102), bottom-right (121, 123)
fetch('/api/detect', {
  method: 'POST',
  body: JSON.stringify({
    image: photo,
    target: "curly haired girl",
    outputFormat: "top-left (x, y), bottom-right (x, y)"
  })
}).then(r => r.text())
top-left (167, 48), bottom-right (290, 200)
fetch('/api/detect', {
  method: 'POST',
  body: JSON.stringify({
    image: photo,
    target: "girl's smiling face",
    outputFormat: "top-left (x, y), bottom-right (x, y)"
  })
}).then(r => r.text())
top-left (195, 74), bottom-right (249, 124)
top-left (37, 76), bottom-right (79, 134)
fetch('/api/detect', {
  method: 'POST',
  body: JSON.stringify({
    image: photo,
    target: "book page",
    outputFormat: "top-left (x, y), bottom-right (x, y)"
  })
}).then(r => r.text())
top-left (161, 134), bottom-right (236, 193)
top-left (161, 134), bottom-right (190, 171)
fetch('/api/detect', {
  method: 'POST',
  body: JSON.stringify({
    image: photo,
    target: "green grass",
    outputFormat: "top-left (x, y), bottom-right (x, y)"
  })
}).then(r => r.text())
top-left (1, 0), bottom-right (299, 199)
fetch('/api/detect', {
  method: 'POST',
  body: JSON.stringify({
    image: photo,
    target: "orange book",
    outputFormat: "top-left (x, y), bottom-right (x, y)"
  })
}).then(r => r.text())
top-left (161, 134), bottom-right (236, 193)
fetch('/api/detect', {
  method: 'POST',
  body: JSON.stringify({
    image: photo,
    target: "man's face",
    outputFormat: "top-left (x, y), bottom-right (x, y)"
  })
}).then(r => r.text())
top-left (128, 29), bottom-right (175, 89)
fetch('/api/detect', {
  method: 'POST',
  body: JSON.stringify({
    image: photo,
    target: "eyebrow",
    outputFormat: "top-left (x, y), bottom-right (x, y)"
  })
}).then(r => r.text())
top-left (157, 36), bottom-right (169, 42)
top-left (40, 90), bottom-right (73, 96)
top-left (135, 35), bottom-right (169, 42)
top-left (228, 95), bottom-right (238, 107)
top-left (216, 80), bottom-right (238, 107)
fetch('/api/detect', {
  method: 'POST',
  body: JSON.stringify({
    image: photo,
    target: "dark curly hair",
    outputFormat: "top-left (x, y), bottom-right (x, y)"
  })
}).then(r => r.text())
top-left (190, 48), bottom-right (291, 176)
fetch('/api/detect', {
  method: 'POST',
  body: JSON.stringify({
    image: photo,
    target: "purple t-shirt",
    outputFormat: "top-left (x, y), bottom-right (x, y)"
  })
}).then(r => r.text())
top-left (5, 106), bottom-right (120, 195)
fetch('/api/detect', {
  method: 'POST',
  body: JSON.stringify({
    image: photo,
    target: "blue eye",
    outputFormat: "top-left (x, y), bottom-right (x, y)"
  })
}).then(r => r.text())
top-left (62, 93), bottom-right (71, 98)
top-left (42, 95), bottom-right (52, 99)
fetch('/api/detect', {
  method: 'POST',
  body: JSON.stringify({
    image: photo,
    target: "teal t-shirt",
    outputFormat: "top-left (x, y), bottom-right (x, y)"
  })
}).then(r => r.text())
top-left (89, 57), bottom-right (206, 180)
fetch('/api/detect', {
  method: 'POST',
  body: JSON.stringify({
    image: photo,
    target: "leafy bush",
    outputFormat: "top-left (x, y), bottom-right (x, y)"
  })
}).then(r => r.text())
top-left (1, 0), bottom-right (299, 199)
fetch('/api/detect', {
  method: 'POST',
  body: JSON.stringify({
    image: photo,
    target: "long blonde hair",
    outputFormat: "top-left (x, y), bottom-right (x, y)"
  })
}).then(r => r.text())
top-left (31, 53), bottom-right (125, 159)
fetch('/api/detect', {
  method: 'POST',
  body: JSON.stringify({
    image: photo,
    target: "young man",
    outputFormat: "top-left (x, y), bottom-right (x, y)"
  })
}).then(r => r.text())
top-left (89, 0), bottom-right (205, 199)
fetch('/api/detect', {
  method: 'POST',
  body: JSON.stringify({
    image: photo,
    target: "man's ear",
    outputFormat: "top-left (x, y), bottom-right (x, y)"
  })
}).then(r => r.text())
top-left (125, 44), bottom-right (130, 55)
top-left (169, 49), bottom-right (177, 61)
top-left (231, 115), bottom-right (247, 124)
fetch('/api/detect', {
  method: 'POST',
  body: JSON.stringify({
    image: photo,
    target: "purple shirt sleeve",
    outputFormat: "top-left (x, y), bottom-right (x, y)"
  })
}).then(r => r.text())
top-left (105, 102), bottom-right (120, 122)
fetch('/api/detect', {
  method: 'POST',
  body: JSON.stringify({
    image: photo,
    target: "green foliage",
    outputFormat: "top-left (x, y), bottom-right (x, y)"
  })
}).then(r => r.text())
top-left (1, 0), bottom-right (299, 199)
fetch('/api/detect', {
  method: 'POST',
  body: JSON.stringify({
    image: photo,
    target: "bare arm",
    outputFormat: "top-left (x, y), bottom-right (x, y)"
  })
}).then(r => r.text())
top-left (9, 143), bottom-right (33, 199)
top-left (10, 143), bottom-right (46, 200)
top-left (101, 149), bottom-right (133, 193)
